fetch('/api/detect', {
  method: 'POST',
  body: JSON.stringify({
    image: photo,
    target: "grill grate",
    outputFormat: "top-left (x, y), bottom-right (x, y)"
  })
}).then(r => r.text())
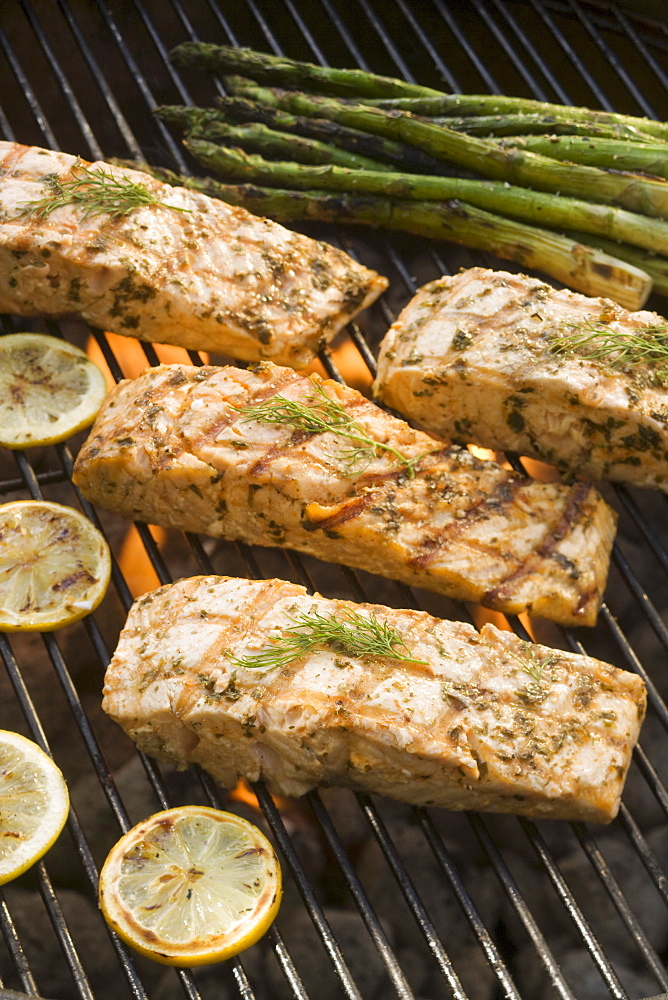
top-left (1, 2), bottom-right (668, 999)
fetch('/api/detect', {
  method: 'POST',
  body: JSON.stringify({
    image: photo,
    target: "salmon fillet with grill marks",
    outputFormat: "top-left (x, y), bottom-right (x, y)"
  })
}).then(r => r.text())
top-left (0, 141), bottom-right (387, 367)
top-left (102, 575), bottom-right (646, 823)
top-left (73, 361), bottom-right (617, 626)
top-left (373, 267), bottom-right (668, 491)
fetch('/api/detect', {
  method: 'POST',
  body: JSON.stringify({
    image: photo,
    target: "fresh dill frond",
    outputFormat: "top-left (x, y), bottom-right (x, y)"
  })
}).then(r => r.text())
top-left (240, 378), bottom-right (431, 477)
top-left (548, 319), bottom-right (668, 384)
top-left (230, 608), bottom-right (428, 672)
top-left (509, 640), bottom-right (559, 685)
top-left (18, 164), bottom-right (190, 223)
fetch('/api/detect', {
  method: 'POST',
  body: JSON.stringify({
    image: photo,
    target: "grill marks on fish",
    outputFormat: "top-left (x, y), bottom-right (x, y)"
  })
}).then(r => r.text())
top-left (373, 266), bottom-right (668, 492)
top-left (0, 141), bottom-right (387, 368)
top-left (481, 480), bottom-right (593, 606)
top-left (73, 361), bottom-right (617, 626)
top-left (102, 575), bottom-right (646, 823)
top-left (406, 475), bottom-right (528, 570)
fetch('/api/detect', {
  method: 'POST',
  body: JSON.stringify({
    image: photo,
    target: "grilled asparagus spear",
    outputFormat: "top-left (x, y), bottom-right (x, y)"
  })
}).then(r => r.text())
top-left (169, 42), bottom-right (668, 145)
top-left (367, 94), bottom-right (668, 141)
top-left (172, 115), bottom-right (393, 170)
top-left (158, 100), bottom-right (453, 173)
top-left (220, 81), bottom-right (668, 219)
top-left (183, 138), bottom-right (668, 255)
top-left (430, 115), bottom-right (667, 143)
top-left (497, 134), bottom-right (668, 180)
top-left (171, 41), bottom-right (441, 98)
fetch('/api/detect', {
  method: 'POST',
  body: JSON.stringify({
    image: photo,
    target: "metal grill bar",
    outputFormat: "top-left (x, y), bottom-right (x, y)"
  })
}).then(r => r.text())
top-left (1, 2), bottom-right (668, 999)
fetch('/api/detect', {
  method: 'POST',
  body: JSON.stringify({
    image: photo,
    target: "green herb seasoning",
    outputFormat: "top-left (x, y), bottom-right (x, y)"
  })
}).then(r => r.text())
top-left (548, 320), bottom-right (668, 386)
top-left (19, 164), bottom-right (190, 223)
top-left (230, 608), bottom-right (428, 672)
top-left (509, 640), bottom-right (559, 685)
top-left (239, 378), bottom-right (432, 477)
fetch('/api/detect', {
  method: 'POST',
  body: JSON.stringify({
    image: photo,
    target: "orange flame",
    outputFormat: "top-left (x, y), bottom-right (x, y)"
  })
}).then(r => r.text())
top-left (85, 331), bottom-right (208, 386)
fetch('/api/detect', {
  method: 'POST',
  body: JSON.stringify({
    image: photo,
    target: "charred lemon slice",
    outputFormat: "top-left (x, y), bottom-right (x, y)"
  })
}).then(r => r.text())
top-left (98, 806), bottom-right (282, 966)
top-left (0, 730), bottom-right (70, 885)
top-left (0, 332), bottom-right (107, 449)
top-left (0, 500), bottom-right (111, 631)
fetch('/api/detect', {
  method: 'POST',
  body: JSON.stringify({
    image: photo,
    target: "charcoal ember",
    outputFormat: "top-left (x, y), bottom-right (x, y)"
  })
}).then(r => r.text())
top-left (0, 886), bottom-right (122, 1000)
top-left (617, 711), bottom-right (668, 830)
top-left (499, 825), bottom-right (668, 962)
top-left (153, 964), bottom-right (233, 1000)
top-left (393, 946), bottom-right (431, 996)
top-left (556, 828), bottom-right (668, 960)
top-left (356, 815), bottom-right (500, 945)
top-left (66, 755), bottom-right (181, 871)
top-left (265, 906), bottom-right (396, 1000)
top-left (552, 949), bottom-right (659, 1000)
top-left (316, 787), bottom-right (371, 847)
top-left (355, 814), bottom-right (499, 998)
top-left (513, 938), bottom-right (660, 1000)
top-left (426, 808), bottom-right (500, 865)
top-left (153, 952), bottom-right (271, 1000)
top-left (428, 939), bottom-right (498, 1000)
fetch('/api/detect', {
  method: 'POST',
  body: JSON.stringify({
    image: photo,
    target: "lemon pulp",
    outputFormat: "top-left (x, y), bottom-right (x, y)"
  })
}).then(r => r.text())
top-left (98, 806), bottom-right (282, 966)
top-left (0, 332), bottom-right (107, 449)
top-left (0, 730), bottom-right (70, 885)
top-left (0, 500), bottom-right (111, 631)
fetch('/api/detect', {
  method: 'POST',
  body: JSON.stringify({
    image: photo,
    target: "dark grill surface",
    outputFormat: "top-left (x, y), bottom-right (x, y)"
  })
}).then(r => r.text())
top-left (2, 2), bottom-right (668, 999)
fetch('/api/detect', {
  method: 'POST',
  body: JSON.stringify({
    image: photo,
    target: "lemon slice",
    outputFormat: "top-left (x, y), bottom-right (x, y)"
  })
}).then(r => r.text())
top-left (0, 332), bottom-right (107, 449)
top-left (98, 806), bottom-right (282, 966)
top-left (0, 730), bottom-right (70, 885)
top-left (0, 500), bottom-right (111, 631)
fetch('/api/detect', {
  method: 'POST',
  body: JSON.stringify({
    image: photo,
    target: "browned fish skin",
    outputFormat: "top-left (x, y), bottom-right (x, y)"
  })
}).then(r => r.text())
top-left (73, 361), bottom-right (617, 626)
top-left (102, 575), bottom-right (646, 823)
top-left (373, 267), bottom-right (668, 490)
top-left (0, 141), bottom-right (387, 368)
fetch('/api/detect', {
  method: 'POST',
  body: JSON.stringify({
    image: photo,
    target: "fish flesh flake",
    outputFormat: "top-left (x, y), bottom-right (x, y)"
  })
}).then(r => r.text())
top-left (102, 575), bottom-right (646, 823)
top-left (72, 361), bottom-right (618, 626)
top-left (0, 141), bottom-right (387, 367)
top-left (374, 267), bottom-right (668, 491)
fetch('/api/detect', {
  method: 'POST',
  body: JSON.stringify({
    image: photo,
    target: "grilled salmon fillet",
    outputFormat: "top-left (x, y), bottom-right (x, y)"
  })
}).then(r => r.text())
top-left (373, 267), bottom-right (668, 491)
top-left (0, 141), bottom-right (386, 367)
top-left (73, 361), bottom-right (617, 626)
top-left (102, 575), bottom-right (646, 823)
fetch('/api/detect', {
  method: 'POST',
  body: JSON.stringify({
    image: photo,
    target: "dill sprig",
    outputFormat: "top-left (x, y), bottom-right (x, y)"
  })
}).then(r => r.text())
top-left (509, 640), bottom-right (559, 685)
top-left (240, 379), bottom-right (431, 477)
top-left (18, 164), bottom-right (190, 222)
top-left (548, 319), bottom-right (668, 384)
top-left (230, 608), bottom-right (428, 672)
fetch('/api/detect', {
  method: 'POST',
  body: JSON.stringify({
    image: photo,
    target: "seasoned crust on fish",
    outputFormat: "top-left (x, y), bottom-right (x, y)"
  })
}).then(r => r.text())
top-left (73, 361), bottom-right (617, 626)
top-left (0, 141), bottom-right (387, 368)
top-left (102, 575), bottom-right (646, 823)
top-left (373, 267), bottom-right (668, 491)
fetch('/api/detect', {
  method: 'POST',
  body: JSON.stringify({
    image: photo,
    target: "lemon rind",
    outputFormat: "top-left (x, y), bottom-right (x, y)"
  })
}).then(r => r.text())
top-left (0, 500), bottom-right (112, 632)
top-left (0, 730), bottom-right (70, 885)
top-left (98, 806), bottom-right (282, 966)
top-left (0, 332), bottom-right (107, 450)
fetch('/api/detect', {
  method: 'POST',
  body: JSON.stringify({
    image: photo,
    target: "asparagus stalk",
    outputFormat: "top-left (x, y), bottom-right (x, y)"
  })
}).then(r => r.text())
top-left (121, 161), bottom-right (651, 310)
top-left (184, 137), bottom-right (668, 255)
top-left (170, 42), bottom-right (668, 140)
top-left (170, 42), bottom-right (442, 99)
top-left (158, 99), bottom-right (451, 173)
top-left (184, 117), bottom-right (394, 171)
top-left (366, 94), bottom-right (668, 141)
top-left (497, 134), bottom-right (668, 180)
top-left (432, 114), bottom-right (668, 144)
top-left (221, 82), bottom-right (668, 219)
top-left (215, 95), bottom-right (454, 173)
top-left (562, 231), bottom-right (668, 297)
top-left (156, 104), bottom-right (229, 133)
